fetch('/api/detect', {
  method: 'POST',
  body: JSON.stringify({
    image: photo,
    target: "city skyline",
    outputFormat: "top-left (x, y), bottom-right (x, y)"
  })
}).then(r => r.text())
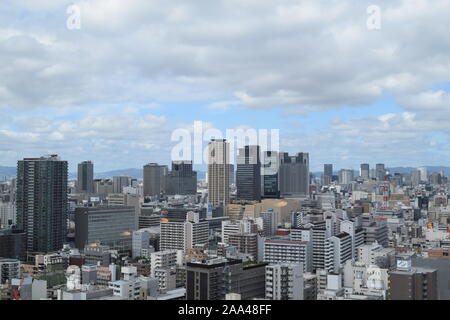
top-left (3, 152), bottom-right (450, 178)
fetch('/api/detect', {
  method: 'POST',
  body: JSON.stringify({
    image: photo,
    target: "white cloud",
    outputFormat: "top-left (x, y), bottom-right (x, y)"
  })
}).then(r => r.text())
top-left (1, 0), bottom-right (450, 112)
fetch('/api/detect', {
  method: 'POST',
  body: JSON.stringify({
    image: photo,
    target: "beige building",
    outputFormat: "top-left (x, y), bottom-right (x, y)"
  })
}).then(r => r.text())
top-left (226, 199), bottom-right (300, 225)
top-left (208, 139), bottom-right (230, 207)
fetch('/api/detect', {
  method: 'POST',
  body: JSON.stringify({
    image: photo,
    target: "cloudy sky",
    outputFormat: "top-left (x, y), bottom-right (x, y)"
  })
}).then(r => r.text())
top-left (1, 0), bottom-right (450, 172)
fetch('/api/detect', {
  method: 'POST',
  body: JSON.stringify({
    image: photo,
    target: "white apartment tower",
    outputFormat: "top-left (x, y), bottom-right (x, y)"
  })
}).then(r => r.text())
top-left (150, 250), bottom-right (178, 277)
top-left (264, 239), bottom-right (312, 272)
top-left (265, 264), bottom-right (304, 300)
top-left (324, 232), bottom-right (353, 273)
top-left (339, 220), bottom-right (365, 260)
top-left (132, 229), bottom-right (152, 259)
top-left (160, 212), bottom-right (209, 251)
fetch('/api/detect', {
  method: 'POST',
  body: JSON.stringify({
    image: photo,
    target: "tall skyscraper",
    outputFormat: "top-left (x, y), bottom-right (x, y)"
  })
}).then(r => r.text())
top-left (16, 155), bottom-right (68, 254)
top-left (143, 163), bottom-right (168, 197)
top-left (339, 169), bottom-right (354, 184)
top-left (411, 169), bottom-right (421, 186)
top-left (279, 152), bottom-right (310, 198)
top-left (77, 161), bottom-right (94, 194)
top-left (324, 164), bottom-right (333, 178)
top-left (166, 161), bottom-right (197, 195)
top-left (261, 151), bottom-right (280, 198)
top-left (323, 164), bottom-right (333, 185)
top-left (236, 145), bottom-right (261, 201)
top-left (229, 164), bottom-right (235, 186)
top-left (208, 139), bottom-right (230, 207)
top-left (360, 164), bottom-right (370, 180)
top-left (112, 176), bottom-right (131, 194)
top-left (417, 167), bottom-right (428, 183)
top-left (376, 164), bottom-right (386, 181)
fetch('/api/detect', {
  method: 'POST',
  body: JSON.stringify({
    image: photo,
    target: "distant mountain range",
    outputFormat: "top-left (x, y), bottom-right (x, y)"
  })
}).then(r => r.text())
top-left (1, 166), bottom-right (207, 180)
top-left (73, 168), bottom-right (144, 180)
top-left (2, 165), bottom-right (449, 180)
top-left (388, 167), bottom-right (450, 175)
top-left (313, 166), bottom-right (450, 177)
top-left (1, 165), bottom-right (208, 180)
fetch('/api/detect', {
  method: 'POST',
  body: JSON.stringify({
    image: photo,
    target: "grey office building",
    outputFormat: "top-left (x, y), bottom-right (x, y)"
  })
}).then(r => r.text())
top-left (236, 145), bottom-right (261, 201)
top-left (186, 258), bottom-right (241, 300)
top-left (363, 221), bottom-right (389, 246)
top-left (167, 161), bottom-right (197, 195)
top-left (0, 229), bottom-right (26, 260)
top-left (84, 244), bottom-right (111, 267)
top-left (112, 176), bottom-right (131, 194)
top-left (93, 179), bottom-right (114, 195)
top-left (77, 161), bottom-right (94, 194)
top-left (376, 164), bottom-right (386, 181)
top-left (138, 212), bottom-right (162, 229)
top-left (323, 164), bottom-right (333, 185)
top-left (360, 164), bottom-right (370, 180)
top-left (75, 206), bottom-right (136, 251)
top-left (143, 163), bottom-right (168, 197)
top-left (324, 164), bottom-right (333, 178)
top-left (411, 170), bottom-right (421, 186)
top-left (279, 152), bottom-right (310, 198)
top-left (186, 258), bottom-right (266, 300)
top-left (16, 155), bottom-right (68, 254)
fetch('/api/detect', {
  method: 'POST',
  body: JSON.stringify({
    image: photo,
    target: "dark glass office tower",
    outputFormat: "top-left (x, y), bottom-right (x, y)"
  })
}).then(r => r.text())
top-left (236, 145), bottom-right (261, 201)
top-left (323, 164), bottom-right (333, 185)
top-left (376, 163), bottom-right (386, 181)
top-left (360, 163), bottom-right (370, 180)
top-left (77, 161), bottom-right (94, 194)
top-left (143, 163), bottom-right (168, 197)
top-left (324, 164), bottom-right (333, 178)
top-left (279, 152), bottom-right (310, 198)
top-left (261, 151), bottom-right (280, 198)
top-left (16, 155), bottom-right (68, 254)
top-left (167, 161), bottom-right (197, 195)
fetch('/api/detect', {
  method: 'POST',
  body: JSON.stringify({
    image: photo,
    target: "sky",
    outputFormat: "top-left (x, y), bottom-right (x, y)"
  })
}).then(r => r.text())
top-left (1, 0), bottom-right (450, 172)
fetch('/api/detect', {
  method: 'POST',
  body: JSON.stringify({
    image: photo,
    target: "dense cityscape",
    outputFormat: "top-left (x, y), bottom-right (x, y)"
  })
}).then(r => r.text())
top-left (2, 1), bottom-right (450, 313)
top-left (1, 140), bottom-right (449, 301)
